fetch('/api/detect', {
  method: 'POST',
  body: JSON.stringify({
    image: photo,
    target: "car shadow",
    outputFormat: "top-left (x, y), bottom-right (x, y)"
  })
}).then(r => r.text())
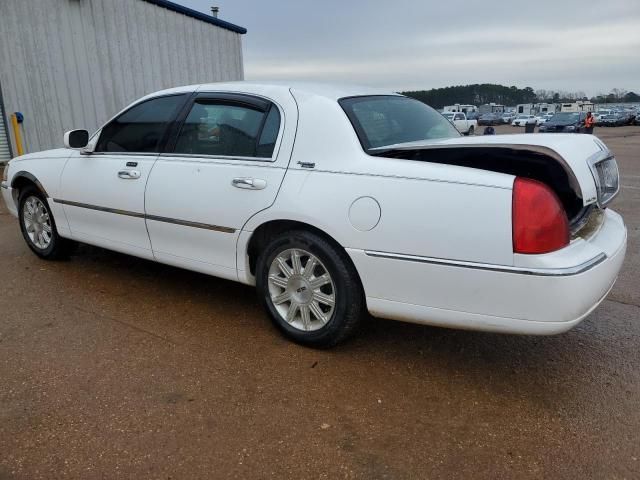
top-left (57, 243), bottom-right (633, 414)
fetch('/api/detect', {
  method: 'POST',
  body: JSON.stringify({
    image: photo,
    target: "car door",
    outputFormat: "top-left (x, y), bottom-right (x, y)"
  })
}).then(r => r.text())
top-left (453, 113), bottom-right (465, 131)
top-left (144, 92), bottom-right (292, 281)
top-left (59, 94), bottom-right (188, 259)
top-left (578, 112), bottom-right (587, 130)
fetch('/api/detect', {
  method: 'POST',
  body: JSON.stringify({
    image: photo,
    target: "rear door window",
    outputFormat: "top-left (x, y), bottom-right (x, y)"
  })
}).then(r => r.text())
top-left (173, 100), bottom-right (280, 158)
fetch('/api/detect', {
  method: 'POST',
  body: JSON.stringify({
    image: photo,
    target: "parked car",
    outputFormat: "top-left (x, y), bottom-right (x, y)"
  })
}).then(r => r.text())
top-left (501, 112), bottom-right (515, 124)
top-left (512, 115), bottom-right (537, 127)
top-left (635, 113), bottom-right (640, 126)
top-left (599, 114), bottom-right (625, 127)
top-left (535, 114), bottom-right (554, 126)
top-left (1, 82), bottom-right (626, 347)
top-left (618, 110), bottom-right (636, 125)
top-left (441, 111), bottom-right (477, 135)
top-left (478, 113), bottom-right (502, 126)
top-left (538, 112), bottom-right (586, 133)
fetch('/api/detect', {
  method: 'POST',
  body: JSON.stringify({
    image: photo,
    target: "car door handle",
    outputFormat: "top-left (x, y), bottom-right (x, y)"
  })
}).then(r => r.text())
top-left (118, 170), bottom-right (141, 180)
top-left (232, 177), bottom-right (267, 190)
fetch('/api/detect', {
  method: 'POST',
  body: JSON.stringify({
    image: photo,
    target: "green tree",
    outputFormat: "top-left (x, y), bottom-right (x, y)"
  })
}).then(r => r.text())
top-left (401, 84), bottom-right (538, 109)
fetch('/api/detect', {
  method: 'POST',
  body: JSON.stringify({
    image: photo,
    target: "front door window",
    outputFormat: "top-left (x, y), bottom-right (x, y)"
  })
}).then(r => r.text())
top-left (95, 95), bottom-right (186, 153)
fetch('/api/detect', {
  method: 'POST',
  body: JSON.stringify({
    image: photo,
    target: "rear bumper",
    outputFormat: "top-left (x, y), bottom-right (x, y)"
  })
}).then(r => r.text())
top-left (348, 209), bottom-right (627, 335)
top-left (1, 182), bottom-right (17, 217)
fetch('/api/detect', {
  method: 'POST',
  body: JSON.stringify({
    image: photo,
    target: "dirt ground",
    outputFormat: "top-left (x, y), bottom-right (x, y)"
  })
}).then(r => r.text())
top-left (1, 126), bottom-right (639, 479)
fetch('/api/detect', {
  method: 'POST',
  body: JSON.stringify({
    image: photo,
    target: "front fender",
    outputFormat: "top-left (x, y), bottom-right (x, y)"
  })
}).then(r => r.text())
top-left (11, 170), bottom-right (50, 197)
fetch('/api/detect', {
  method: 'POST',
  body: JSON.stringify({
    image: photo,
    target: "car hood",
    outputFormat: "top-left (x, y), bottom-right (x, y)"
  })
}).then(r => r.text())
top-left (372, 133), bottom-right (609, 206)
top-left (544, 120), bottom-right (577, 127)
top-left (9, 148), bottom-right (71, 162)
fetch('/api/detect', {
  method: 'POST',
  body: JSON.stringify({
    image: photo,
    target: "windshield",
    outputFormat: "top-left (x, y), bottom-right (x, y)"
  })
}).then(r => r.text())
top-left (442, 112), bottom-right (454, 119)
top-left (339, 96), bottom-right (460, 150)
top-left (552, 113), bottom-right (580, 121)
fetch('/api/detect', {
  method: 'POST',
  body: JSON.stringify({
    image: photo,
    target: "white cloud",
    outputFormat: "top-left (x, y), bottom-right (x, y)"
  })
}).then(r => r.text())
top-left (179, 0), bottom-right (640, 95)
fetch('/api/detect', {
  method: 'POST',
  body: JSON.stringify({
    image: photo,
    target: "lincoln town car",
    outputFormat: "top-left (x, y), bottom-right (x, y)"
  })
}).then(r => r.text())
top-left (1, 83), bottom-right (626, 346)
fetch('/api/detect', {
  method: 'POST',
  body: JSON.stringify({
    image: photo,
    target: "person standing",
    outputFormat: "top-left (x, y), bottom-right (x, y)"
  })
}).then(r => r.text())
top-left (584, 112), bottom-right (595, 134)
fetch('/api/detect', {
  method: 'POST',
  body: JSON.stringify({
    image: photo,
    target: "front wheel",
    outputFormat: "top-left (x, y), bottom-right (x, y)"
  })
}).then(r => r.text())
top-left (18, 186), bottom-right (76, 259)
top-left (255, 230), bottom-right (365, 348)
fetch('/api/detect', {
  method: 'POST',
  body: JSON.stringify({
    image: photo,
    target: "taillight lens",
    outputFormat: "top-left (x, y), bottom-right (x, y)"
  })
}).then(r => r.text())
top-left (589, 156), bottom-right (619, 207)
top-left (512, 177), bottom-right (569, 254)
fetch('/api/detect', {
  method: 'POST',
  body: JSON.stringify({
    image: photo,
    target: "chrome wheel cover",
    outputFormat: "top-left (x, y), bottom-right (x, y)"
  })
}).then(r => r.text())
top-left (267, 248), bottom-right (336, 331)
top-left (22, 196), bottom-right (52, 250)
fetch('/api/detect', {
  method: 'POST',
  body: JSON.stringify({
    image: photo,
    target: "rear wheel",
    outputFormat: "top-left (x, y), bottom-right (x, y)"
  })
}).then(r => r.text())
top-left (18, 186), bottom-right (76, 259)
top-left (256, 230), bottom-right (365, 347)
top-left (467, 126), bottom-right (475, 136)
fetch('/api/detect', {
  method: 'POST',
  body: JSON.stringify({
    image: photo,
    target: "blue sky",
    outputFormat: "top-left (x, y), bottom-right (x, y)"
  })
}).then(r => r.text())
top-left (179, 0), bottom-right (640, 95)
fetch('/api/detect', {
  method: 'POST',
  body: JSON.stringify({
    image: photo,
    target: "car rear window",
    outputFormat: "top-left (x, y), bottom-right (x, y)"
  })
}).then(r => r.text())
top-left (339, 96), bottom-right (459, 150)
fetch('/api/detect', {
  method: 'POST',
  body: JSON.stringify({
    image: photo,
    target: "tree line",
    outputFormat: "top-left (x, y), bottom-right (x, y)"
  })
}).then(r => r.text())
top-left (402, 84), bottom-right (640, 108)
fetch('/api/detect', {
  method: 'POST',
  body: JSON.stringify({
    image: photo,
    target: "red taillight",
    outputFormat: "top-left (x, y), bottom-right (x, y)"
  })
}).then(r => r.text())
top-left (512, 177), bottom-right (569, 254)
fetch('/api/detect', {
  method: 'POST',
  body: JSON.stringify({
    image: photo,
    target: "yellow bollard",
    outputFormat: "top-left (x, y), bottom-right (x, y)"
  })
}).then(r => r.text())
top-left (10, 113), bottom-right (24, 156)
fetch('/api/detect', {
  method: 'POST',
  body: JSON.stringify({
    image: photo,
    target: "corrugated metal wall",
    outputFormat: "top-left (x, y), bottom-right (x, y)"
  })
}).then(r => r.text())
top-left (0, 89), bottom-right (11, 163)
top-left (0, 0), bottom-right (244, 154)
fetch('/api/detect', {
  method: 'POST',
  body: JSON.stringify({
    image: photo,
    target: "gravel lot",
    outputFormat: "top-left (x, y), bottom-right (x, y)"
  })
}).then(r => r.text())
top-left (1, 126), bottom-right (639, 479)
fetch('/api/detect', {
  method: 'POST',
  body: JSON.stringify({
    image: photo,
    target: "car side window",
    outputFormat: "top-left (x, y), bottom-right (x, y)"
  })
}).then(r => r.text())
top-left (173, 101), bottom-right (280, 158)
top-left (454, 114), bottom-right (464, 120)
top-left (95, 95), bottom-right (186, 153)
top-left (256, 107), bottom-right (281, 158)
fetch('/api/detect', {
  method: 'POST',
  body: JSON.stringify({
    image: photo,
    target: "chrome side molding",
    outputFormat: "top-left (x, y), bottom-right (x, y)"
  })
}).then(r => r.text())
top-left (364, 250), bottom-right (607, 277)
top-left (52, 199), bottom-right (235, 234)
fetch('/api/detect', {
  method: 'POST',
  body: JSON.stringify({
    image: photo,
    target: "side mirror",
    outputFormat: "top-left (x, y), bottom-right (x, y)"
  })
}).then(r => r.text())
top-left (64, 130), bottom-right (89, 149)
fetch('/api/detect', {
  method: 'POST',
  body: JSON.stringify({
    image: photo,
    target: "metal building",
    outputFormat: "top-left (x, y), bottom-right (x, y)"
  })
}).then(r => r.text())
top-left (0, 0), bottom-right (246, 161)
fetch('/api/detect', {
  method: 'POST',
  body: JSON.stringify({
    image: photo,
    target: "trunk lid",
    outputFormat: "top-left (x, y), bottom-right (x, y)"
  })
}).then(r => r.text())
top-left (371, 133), bottom-right (610, 208)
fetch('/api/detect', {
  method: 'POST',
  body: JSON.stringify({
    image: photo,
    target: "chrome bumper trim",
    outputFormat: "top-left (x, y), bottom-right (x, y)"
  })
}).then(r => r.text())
top-left (52, 199), bottom-right (236, 234)
top-left (364, 250), bottom-right (607, 277)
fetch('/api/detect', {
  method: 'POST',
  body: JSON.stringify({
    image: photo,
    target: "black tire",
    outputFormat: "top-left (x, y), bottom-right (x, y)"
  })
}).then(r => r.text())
top-left (18, 185), bottom-right (76, 260)
top-left (467, 126), bottom-right (474, 136)
top-left (255, 230), bottom-right (365, 348)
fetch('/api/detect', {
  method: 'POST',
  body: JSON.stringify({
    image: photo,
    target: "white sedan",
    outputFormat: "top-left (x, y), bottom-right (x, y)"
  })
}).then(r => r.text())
top-left (512, 115), bottom-right (537, 126)
top-left (535, 114), bottom-right (554, 126)
top-left (1, 82), bottom-right (626, 347)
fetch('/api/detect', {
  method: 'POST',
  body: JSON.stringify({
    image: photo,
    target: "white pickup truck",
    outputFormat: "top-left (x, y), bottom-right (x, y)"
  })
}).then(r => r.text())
top-left (441, 112), bottom-right (477, 136)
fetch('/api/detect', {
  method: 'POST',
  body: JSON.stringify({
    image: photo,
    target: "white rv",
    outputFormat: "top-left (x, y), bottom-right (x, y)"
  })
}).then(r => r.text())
top-left (443, 104), bottom-right (478, 114)
top-left (536, 103), bottom-right (557, 114)
top-left (516, 103), bottom-right (557, 115)
top-left (560, 101), bottom-right (595, 113)
top-left (516, 104), bottom-right (535, 115)
top-left (478, 103), bottom-right (505, 114)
